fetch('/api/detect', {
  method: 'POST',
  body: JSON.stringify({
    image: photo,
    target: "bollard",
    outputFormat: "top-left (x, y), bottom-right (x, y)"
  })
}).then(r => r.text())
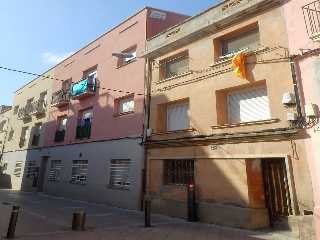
top-left (187, 183), bottom-right (197, 222)
top-left (6, 206), bottom-right (20, 239)
top-left (72, 212), bottom-right (86, 230)
top-left (144, 200), bottom-right (151, 227)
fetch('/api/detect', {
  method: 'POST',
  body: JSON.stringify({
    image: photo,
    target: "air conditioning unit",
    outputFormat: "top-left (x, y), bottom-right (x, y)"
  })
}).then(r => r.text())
top-left (305, 103), bottom-right (318, 117)
top-left (282, 92), bottom-right (295, 105)
top-left (287, 112), bottom-right (298, 121)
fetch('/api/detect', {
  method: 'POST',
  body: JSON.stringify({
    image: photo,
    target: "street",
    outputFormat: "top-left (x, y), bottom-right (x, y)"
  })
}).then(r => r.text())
top-left (0, 189), bottom-right (295, 239)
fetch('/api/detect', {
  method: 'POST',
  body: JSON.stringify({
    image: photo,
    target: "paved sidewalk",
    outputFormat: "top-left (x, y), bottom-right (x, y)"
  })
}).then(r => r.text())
top-left (0, 189), bottom-right (296, 240)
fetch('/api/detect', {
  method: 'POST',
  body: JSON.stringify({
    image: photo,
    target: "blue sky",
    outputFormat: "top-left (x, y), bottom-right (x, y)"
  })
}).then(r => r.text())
top-left (0, 0), bottom-right (220, 106)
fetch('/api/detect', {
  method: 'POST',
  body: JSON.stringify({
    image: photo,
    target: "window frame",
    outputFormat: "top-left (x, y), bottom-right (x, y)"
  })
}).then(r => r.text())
top-left (48, 160), bottom-right (62, 181)
top-left (163, 159), bottom-right (195, 186)
top-left (13, 161), bottom-right (23, 177)
top-left (70, 160), bottom-right (88, 184)
top-left (108, 159), bottom-right (131, 189)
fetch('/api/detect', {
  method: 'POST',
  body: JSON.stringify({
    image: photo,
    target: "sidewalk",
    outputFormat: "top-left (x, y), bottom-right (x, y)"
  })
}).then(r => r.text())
top-left (0, 189), bottom-right (296, 240)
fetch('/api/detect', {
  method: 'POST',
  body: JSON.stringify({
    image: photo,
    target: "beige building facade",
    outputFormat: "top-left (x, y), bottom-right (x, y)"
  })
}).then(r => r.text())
top-left (1, 69), bottom-right (54, 190)
top-left (142, 0), bottom-right (314, 234)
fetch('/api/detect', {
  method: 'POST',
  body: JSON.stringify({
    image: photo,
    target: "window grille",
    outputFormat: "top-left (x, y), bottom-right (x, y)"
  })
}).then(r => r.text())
top-left (164, 160), bottom-right (194, 185)
top-left (109, 160), bottom-right (131, 188)
top-left (13, 161), bottom-right (23, 177)
top-left (48, 160), bottom-right (61, 181)
top-left (70, 160), bottom-right (88, 183)
top-left (26, 161), bottom-right (36, 178)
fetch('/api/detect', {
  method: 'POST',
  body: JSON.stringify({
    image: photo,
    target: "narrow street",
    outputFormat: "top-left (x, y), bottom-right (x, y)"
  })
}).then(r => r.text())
top-left (0, 189), bottom-right (295, 240)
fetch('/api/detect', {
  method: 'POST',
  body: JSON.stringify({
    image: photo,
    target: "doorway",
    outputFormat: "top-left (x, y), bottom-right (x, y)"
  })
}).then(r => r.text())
top-left (261, 158), bottom-right (292, 229)
top-left (36, 156), bottom-right (48, 192)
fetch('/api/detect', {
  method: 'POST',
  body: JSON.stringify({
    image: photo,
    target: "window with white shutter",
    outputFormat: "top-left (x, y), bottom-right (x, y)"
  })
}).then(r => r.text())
top-left (228, 85), bottom-right (271, 123)
top-left (167, 102), bottom-right (190, 131)
top-left (119, 96), bottom-right (134, 114)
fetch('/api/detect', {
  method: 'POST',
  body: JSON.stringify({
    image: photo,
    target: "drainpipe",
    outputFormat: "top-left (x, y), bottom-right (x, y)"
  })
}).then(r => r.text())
top-left (289, 56), bottom-right (303, 127)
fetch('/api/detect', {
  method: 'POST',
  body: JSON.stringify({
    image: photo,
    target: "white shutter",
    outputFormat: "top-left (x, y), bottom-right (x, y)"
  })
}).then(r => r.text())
top-left (167, 102), bottom-right (190, 131)
top-left (82, 109), bottom-right (93, 119)
top-left (228, 86), bottom-right (271, 123)
top-left (60, 117), bottom-right (67, 130)
top-left (119, 96), bottom-right (134, 114)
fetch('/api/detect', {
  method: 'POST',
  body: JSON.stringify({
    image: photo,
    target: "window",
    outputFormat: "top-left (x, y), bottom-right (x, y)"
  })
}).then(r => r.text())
top-left (0, 120), bottom-right (6, 132)
top-left (48, 160), bottom-right (61, 181)
top-left (167, 102), bottom-right (190, 131)
top-left (164, 55), bottom-right (189, 79)
top-left (122, 49), bottom-right (136, 64)
top-left (60, 116), bottom-right (67, 130)
top-left (109, 160), bottom-right (131, 188)
top-left (163, 160), bottom-right (194, 185)
top-left (19, 127), bottom-right (28, 148)
top-left (8, 130), bottom-right (14, 141)
top-left (14, 161), bottom-right (23, 177)
top-left (119, 96), bottom-right (134, 114)
top-left (70, 160), bottom-right (88, 183)
top-left (13, 106), bottom-right (19, 115)
top-left (32, 123), bottom-right (42, 146)
top-left (55, 116), bottom-right (67, 142)
top-left (228, 85), bottom-right (271, 123)
top-left (26, 161), bottom-right (36, 178)
top-left (221, 28), bottom-right (260, 56)
top-left (81, 108), bottom-right (93, 126)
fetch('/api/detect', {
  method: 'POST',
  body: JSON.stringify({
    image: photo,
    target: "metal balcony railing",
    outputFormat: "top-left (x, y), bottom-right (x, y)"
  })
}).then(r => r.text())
top-left (54, 130), bottom-right (65, 142)
top-left (19, 137), bottom-right (26, 148)
top-left (29, 100), bottom-right (46, 115)
top-left (51, 89), bottom-right (70, 107)
top-left (75, 124), bottom-right (91, 140)
top-left (302, 1), bottom-right (320, 36)
top-left (71, 76), bottom-right (96, 100)
top-left (17, 105), bottom-right (31, 120)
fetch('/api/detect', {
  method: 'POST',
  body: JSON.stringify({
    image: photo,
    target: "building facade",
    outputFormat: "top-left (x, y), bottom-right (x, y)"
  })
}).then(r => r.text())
top-left (1, 69), bottom-right (54, 191)
top-left (38, 8), bottom-right (189, 210)
top-left (142, 0), bottom-right (315, 236)
top-left (284, 0), bottom-right (320, 238)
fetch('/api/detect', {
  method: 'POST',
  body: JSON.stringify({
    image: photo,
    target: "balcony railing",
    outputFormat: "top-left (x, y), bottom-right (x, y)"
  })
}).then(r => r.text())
top-left (54, 130), bottom-right (65, 142)
top-left (75, 125), bottom-right (91, 140)
top-left (29, 100), bottom-right (46, 115)
top-left (17, 105), bottom-right (31, 120)
top-left (302, 1), bottom-right (320, 40)
top-left (51, 89), bottom-right (70, 107)
top-left (71, 76), bottom-right (96, 100)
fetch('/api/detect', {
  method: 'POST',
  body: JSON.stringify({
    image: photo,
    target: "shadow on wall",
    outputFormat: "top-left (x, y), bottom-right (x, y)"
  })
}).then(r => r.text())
top-left (0, 166), bottom-right (12, 189)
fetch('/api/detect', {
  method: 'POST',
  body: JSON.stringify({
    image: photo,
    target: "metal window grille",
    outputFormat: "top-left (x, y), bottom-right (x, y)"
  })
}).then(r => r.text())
top-left (164, 160), bottom-right (194, 185)
top-left (165, 56), bottom-right (189, 78)
top-left (48, 160), bottom-right (62, 181)
top-left (26, 161), bottom-right (36, 178)
top-left (109, 160), bottom-right (131, 188)
top-left (13, 161), bottom-right (23, 177)
top-left (70, 160), bottom-right (88, 183)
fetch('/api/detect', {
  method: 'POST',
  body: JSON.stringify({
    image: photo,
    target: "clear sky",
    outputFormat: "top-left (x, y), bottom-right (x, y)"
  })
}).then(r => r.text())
top-left (0, 0), bottom-right (221, 106)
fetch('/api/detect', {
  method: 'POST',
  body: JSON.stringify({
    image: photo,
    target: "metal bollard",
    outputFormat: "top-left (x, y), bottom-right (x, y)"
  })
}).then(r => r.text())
top-left (6, 206), bottom-right (20, 239)
top-left (72, 212), bottom-right (86, 230)
top-left (144, 200), bottom-right (151, 227)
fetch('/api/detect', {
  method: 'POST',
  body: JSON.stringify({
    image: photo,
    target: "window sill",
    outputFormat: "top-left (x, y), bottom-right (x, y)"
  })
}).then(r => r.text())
top-left (210, 47), bottom-right (270, 67)
top-left (116, 58), bottom-right (137, 69)
top-left (115, 111), bottom-right (134, 117)
top-left (152, 128), bottom-right (195, 136)
top-left (211, 118), bottom-right (279, 129)
top-left (156, 71), bottom-right (192, 85)
top-left (69, 181), bottom-right (86, 185)
top-left (107, 185), bottom-right (130, 190)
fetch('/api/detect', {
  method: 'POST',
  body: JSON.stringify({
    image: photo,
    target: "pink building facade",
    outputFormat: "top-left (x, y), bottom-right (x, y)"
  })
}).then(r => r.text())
top-left (284, 0), bottom-right (320, 238)
top-left (38, 8), bottom-right (189, 210)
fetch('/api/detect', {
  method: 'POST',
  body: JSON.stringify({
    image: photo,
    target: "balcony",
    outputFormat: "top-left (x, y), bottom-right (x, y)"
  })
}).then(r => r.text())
top-left (51, 90), bottom-right (70, 107)
top-left (75, 125), bottom-right (91, 140)
top-left (302, 1), bottom-right (320, 41)
top-left (17, 106), bottom-right (31, 120)
top-left (54, 130), bottom-right (65, 143)
top-left (29, 100), bottom-right (46, 115)
top-left (71, 76), bottom-right (96, 100)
